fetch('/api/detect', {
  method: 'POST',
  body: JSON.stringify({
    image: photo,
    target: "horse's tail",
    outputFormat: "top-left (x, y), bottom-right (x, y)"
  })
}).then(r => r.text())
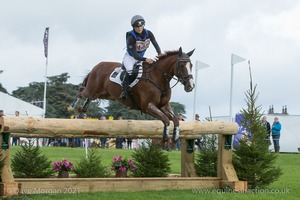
top-left (79, 73), bottom-right (90, 92)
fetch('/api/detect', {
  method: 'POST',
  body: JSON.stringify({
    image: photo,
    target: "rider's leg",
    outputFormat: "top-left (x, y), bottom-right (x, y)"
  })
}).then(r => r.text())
top-left (119, 72), bottom-right (131, 101)
top-left (120, 53), bottom-right (135, 101)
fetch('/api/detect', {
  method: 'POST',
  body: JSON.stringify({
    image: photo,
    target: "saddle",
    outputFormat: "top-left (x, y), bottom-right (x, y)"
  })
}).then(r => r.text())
top-left (109, 61), bottom-right (143, 88)
top-left (120, 61), bottom-right (142, 83)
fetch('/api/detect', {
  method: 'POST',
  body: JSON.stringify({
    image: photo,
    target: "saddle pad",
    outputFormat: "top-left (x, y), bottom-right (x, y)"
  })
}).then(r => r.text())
top-left (109, 67), bottom-right (143, 88)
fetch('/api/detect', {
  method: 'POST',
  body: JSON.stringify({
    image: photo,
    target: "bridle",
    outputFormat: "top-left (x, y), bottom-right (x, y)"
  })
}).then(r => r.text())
top-left (176, 56), bottom-right (193, 86)
top-left (141, 53), bottom-right (194, 94)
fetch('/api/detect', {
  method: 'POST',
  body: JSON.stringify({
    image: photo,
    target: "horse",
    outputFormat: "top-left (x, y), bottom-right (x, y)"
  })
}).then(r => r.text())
top-left (68, 47), bottom-right (195, 142)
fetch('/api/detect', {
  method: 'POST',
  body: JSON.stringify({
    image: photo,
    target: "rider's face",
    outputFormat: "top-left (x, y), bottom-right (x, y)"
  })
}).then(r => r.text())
top-left (134, 25), bottom-right (144, 34)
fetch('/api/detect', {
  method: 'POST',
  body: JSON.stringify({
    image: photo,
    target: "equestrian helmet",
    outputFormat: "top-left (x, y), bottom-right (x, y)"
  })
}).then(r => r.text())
top-left (131, 15), bottom-right (145, 27)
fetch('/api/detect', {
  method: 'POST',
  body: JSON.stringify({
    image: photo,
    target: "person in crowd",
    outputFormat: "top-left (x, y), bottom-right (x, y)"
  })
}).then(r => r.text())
top-left (12, 111), bottom-right (20, 146)
top-left (194, 114), bottom-right (205, 150)
top-left (116, 115), bottom-right (125, 149)
top-left (100, 116), bottom-right (107, 148)
top-left (261, 116), bottom-right (271, 145)
top-left (272, 117), bottom-right (282, 153)
top-left (176, 113), bottom-right (185, 150)
top-left (0, 110), bottom-right (4, 117)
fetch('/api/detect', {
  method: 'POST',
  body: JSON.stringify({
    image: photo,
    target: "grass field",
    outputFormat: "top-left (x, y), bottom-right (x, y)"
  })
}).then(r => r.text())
top-left (6, 146), bottom-right (300, 200)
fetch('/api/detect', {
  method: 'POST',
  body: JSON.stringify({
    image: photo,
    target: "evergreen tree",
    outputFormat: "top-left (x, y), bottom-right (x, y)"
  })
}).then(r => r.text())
top-left (132, 140), bottom-right (171, 177)
top-left (233, 64), bottom-right (282, 189)
top-left (195, 134), bottom-right (218, 177)
top-left (73, 148), bottom-right (108, 178)
top-left (11, 140), bottom-right (54, 178)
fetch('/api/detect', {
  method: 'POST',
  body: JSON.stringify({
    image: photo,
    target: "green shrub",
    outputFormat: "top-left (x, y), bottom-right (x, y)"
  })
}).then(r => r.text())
top-left (132, 140), bottom-right (171, 177)
top-left (73, 148), bottom-right (108, 178)
top-left (11, 140), bottom-right (54, 178)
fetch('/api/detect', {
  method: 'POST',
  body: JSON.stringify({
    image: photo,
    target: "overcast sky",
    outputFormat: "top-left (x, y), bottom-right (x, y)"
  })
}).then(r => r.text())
top-left (1, 0), bottom-right (299, 120)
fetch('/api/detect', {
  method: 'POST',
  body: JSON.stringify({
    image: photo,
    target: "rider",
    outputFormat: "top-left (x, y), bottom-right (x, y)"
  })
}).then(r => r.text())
top-left (119, 15), bottom-right (162, 101)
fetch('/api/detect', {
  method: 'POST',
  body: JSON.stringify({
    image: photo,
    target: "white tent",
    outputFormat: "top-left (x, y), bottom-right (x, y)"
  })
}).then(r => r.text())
top-left (0, 92), bottom-right (44, 118)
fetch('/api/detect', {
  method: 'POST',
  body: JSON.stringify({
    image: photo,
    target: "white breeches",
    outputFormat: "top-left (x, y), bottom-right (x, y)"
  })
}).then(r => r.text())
top-left (122, 52), bottom-right (137, 75)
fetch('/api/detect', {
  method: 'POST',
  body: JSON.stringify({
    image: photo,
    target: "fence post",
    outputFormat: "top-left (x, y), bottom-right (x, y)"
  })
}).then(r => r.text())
top-left (181, 139), bottom-right (197, 177)
top-left (0, 117), bottom-right (20, 197)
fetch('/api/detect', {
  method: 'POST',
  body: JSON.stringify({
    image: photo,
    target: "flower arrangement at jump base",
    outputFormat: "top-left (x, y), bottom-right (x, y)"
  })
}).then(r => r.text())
top-left (110, 156), bottom-right (136, 177)
top-left (52, 158), bottom-right (73, 178)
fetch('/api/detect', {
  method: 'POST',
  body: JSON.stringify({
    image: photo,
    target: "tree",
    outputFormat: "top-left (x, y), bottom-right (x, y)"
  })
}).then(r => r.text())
top-left (233, 65), bottom-right (282, 189)
top-left (0, 83), bottom-right (8, 94)
top-left (170, 102), bottom-right (186, 116)
top-left (11, 73), bottom-right (103, 118)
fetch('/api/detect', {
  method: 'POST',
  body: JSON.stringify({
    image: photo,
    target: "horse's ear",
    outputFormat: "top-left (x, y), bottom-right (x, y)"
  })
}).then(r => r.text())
top-left (178, 47), bottom-right (182, 55)
top-left (187, 49), bottom-right (195, 57)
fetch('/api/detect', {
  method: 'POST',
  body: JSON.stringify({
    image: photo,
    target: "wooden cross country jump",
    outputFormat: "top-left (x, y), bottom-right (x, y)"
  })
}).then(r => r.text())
top-left (0, 116), bottom-right (247, 197)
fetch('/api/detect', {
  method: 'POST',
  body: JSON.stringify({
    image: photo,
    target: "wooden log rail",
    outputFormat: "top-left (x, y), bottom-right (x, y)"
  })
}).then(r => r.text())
top-left (3, 116), bottom-right (238, 139)
top-left (0, 116), bottom-right (247, 197)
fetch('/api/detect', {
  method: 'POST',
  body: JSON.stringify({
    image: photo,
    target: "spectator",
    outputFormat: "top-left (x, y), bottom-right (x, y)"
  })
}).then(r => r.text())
top-left (0, 110), bottom-right (4, 117)
top-left (272, 117), bottom-right (282, 153)
top-left (127, 138), bottom-right (133, 149)
top-left (261, 116), bottom-right (271, 145)
top-left (176, 114), bottom-right (185, 150)
top-left (12, 111), bottom-right (20, 146)
top-left (116, 115), bottom-right (125, 149)
top-left (100, 116), bottom-right (107, 148)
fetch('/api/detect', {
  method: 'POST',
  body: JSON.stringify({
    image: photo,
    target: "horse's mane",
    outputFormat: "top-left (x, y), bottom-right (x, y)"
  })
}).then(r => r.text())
top-left (157, 50), bottom-right (179, 59)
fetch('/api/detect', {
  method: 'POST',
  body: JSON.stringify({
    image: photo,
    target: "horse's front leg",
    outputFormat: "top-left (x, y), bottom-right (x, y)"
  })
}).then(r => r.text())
top-left (160, 103), bottom-right (180, 142)
top-left (67, 95), bottom-right (81, 112)
top-left (145, 102), bottom-right (171, 142)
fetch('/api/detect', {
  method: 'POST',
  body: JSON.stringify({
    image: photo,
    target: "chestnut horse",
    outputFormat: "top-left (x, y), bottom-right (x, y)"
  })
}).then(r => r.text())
top-left (69, 47), bottom-right (195, 141)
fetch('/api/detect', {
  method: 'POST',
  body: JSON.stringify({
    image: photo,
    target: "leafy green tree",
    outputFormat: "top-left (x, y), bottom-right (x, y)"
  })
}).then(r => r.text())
top-left (0, 83), bottom-right (8, 94)
top-left (11, 140), bottom-right (54, 178)
top-left (170, 102), bottom-right (186, 116)
top-left (105, 101), bottom-right (154, 120)
top-left (11, 73), bottom-right (103, 118)
top-left (105, 101), bottom-right (186, 120)
top-left (233, 66), bottom-right (282, 189)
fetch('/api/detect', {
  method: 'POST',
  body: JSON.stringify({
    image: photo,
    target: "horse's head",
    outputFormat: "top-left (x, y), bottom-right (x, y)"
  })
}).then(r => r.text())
top-left (176, 47), bottom-right (195, 92)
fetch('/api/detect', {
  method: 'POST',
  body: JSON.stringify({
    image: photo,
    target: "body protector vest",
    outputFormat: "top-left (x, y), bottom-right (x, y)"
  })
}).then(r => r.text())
top-left (127, 29), bottom-right (150, 57)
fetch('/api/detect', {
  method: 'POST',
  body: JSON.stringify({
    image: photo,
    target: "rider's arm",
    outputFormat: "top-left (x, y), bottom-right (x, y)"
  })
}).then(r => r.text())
top-left (148, 31), bottom-right (161, 55)
top-left (126, 35), bottom-right (146, 61)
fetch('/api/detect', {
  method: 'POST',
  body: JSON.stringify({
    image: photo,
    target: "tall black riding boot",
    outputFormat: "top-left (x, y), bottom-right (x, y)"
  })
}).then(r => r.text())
top-left (119, 73), bottom-right (130, 101)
